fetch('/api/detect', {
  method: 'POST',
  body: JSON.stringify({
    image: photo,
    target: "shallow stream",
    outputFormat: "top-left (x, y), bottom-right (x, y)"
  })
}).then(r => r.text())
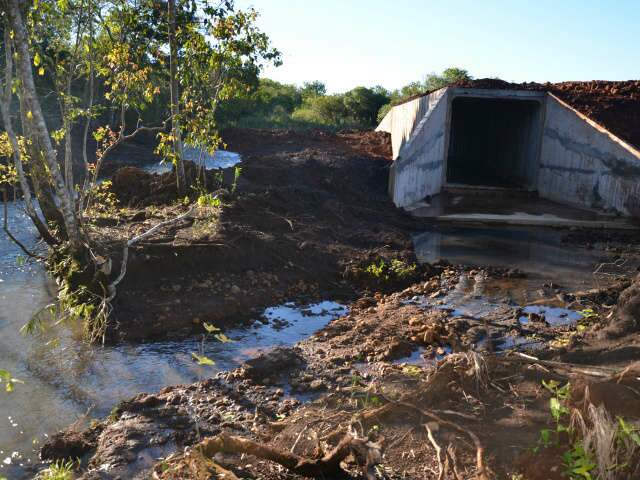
top-left (0, 201), bottom-right (344, 478)
top-left (1, 206), bottom-right (637, 478)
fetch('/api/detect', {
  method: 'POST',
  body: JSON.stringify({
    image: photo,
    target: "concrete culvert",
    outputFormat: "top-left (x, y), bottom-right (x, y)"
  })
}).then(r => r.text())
top-left (446, 97), bottom-right (543, 189)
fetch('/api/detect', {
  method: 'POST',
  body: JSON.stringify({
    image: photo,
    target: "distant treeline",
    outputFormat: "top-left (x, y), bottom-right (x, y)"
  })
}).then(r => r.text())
top-left (217, 68), bottom-right (472, 130)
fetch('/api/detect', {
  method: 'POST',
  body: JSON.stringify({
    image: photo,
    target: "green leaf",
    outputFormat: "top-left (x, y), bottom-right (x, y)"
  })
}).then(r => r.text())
top-left (191, 352), bottom-right (215, 366)
top-left (203, 322), bottom-right (220, 334)
top-left (214, 333), bottom-right (234, 343)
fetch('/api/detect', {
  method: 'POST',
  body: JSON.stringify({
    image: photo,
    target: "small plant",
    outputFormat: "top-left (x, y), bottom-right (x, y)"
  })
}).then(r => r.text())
top-left (563, 442), bottom-right (597, 480)
top-left (0, 369), bottom-right (23, 392)
top-left (362, 258), bottom-right (417, 282)
top-left (401, 365), bottom-right (423, 377)
top-left (37, 458), bottom-right (77, 480)
top-left (84, 180), bottom-right (119, 218)
top-left (536, 380), bottom-right (571, 450)
top-left (196, 193), bottom-right (221, 207)
top-left (231, 166), bottom-right (242, 193)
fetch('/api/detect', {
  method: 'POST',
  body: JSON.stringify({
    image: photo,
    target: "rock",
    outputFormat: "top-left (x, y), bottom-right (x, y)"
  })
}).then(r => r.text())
top-left (243, 347), bottom-right (305, 380)
top-left (309, 379), bottom-right (325, 391)
top-left (231, 285), bottom-right (241, 295)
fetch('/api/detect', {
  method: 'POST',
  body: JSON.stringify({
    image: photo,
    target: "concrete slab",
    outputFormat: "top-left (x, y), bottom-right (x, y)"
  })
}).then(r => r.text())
top-left (406, 189), bottom-right (639, 229)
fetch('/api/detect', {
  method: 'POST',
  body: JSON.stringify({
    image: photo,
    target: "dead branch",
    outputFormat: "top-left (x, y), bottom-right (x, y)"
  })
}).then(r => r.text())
top-left (504, 352), bottom-right (620, 378)
top-left (196, 431), bottom-right (381, 478)
top-left (387, 398), bottom-right (489, 480)
top-left (107, 207), bottom-right (195, 301)
top-left (425, 422), bottom-right (445, 480)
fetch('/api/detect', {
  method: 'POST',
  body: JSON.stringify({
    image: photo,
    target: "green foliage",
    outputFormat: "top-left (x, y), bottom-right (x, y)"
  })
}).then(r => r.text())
top-left (376, 67), bottom-right (473, 122)
top-left (562, 442), bottom-right (596, 480)
top-left (37, 458), bottom-right (77, 480)
top-left (191, 352), bottom-right (215, 366)
top-left (535, 380), bottom-right (571, 451)
top-left (218, 79), bottom-right (391, 130)
top-left (363, 259), bottom-right (417, 282)
top-left (0, 369), bottom-right (23, 393)
top-left (84, 180), bottom-right (119, 218)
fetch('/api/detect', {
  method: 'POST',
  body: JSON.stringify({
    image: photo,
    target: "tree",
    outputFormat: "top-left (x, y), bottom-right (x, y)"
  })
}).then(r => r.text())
top-left (300, 80), bottom-right (326, 99)
top-left (424, 67), bottom-right (471, 91)
top-left (0, 0), bottom-right (280, 340)
top-left (343, 86), bottom-right (390, 127)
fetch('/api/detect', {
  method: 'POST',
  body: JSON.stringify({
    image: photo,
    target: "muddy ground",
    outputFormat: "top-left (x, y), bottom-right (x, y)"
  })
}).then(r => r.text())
top-left (38, 129), bottom-right (640, 479)
top-left (102, 129), bottom-right (423, 341)
top-left (41, 266), bottom-right (640, 479)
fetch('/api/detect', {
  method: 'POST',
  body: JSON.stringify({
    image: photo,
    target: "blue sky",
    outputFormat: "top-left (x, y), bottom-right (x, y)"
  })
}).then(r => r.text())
top-left (235, 0), bottom-right (640, 93)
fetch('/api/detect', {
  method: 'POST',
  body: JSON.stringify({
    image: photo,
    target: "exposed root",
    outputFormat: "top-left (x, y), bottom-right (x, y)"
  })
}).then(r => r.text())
top-left (189, 431), bottom-right (382, 479)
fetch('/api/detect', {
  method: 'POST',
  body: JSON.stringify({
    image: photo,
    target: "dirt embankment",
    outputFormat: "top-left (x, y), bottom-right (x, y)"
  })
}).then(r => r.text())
top-left (407, 78), bottom-right (640, 149)
top-left (103, 129), bottom-right (423, 341)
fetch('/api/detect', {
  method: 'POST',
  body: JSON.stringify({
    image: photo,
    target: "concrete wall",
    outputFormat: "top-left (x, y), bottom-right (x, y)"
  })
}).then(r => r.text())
top-left (538, 95), bottom-right (640, 216)
top-left (386, 89), bottom-right (448, 207)
top-left (377, 87), bottom-right (447, 160)
top-left (380, 88), bottom-right (640, 217)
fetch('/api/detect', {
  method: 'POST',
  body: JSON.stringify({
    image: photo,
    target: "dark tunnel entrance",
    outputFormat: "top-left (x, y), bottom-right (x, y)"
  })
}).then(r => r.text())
top-left (446, 97), bottom-right (543, 189)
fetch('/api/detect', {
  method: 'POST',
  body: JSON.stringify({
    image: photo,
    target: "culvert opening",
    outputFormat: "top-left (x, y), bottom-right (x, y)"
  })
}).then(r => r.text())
top-left (446, 97), bottom-right (543, 189)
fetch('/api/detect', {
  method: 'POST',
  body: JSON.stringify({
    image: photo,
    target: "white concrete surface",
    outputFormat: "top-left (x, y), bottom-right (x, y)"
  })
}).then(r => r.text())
top-left (379, 87), bottom-right (640, 218)
top-left (538, 94), bottom-right (640, 216)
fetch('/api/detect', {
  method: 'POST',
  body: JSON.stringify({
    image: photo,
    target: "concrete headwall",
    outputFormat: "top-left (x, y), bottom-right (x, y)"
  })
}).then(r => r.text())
top-left (539, 95), bottom-right (640, 216)
top-left (376, 88), bottom-right (447, 160)
top-left (387, 89), bottom-right (448, 207)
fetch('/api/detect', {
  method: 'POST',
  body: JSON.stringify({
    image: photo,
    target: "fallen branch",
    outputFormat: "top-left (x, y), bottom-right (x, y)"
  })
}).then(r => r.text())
top-left (425, 422), bottom-right (445, 480)
top-left (504, 352), bottom-right (620, 378)
top-left (389, 398), bottom-right (489, 480)
top-left (107, 206), bottom-right (195, 301)
top-left (196, 431), bottom-right (381, 479)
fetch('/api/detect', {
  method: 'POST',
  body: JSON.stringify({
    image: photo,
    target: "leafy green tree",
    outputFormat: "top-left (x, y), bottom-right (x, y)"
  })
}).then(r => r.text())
top-left (300, 80), bottom-right (326, 100)
top-left (424, 67), bottom-right (471, 91)
top-left (343, 86), bottom-right (390, 127)
top-left (0, 0), bottom-right (280, 339)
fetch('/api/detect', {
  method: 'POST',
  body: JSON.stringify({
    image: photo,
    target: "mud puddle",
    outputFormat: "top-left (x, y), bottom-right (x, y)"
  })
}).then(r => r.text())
top-left (413, 225), bottom-right (637, 296)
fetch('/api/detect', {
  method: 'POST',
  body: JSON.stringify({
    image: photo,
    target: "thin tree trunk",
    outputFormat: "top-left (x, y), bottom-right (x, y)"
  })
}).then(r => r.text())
top-left (6, 0), bottom-right (83, 254)
top-left (168, 0), bottom-right (186, 197)
top-left (64, 75), bottom-right (74, 196)
top-left (0, 30), bottom-right (56, 245)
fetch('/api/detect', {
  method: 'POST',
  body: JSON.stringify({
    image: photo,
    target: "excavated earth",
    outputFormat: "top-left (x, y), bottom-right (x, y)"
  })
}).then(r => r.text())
top-left (38, 128), bottom-right (640, 479)
top-left (103, 129), bottom-right (421, 341)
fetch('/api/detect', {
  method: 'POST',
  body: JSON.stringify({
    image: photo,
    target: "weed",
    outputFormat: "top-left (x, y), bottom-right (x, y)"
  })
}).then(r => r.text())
top-left (535, 380), bottom-right (571, 451)
top-left (0, 368), bottom-right (23, 392)
top-left (362, 258), bottom-right (417, 282)
top-left (231, 166), bottom-right (242, 193)
top-left (37, 458), bottom-right (77, 480)
top-left (401, 365), bottom-right (423, 377)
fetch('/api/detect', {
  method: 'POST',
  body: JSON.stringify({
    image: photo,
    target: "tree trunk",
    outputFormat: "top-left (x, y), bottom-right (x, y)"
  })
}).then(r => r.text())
top-left (17, 93), bottom-right (65, 229)
top-left (0, 29), bottom-right (56, 245)
top-left (168, 0), bottom-right (187, 197)
top-left (6, 0), bottom-right (83, 254)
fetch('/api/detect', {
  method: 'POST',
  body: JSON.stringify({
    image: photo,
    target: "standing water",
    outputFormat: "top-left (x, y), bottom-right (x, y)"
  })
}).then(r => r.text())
top-left (0, 201), bottom-right (345, 478)
top-left (143, 148), bottom-right (241, 175)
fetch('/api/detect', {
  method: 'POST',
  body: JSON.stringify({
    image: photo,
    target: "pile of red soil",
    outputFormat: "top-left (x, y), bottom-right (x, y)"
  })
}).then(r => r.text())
top-left (407, 79), bottom-right (640, 149)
